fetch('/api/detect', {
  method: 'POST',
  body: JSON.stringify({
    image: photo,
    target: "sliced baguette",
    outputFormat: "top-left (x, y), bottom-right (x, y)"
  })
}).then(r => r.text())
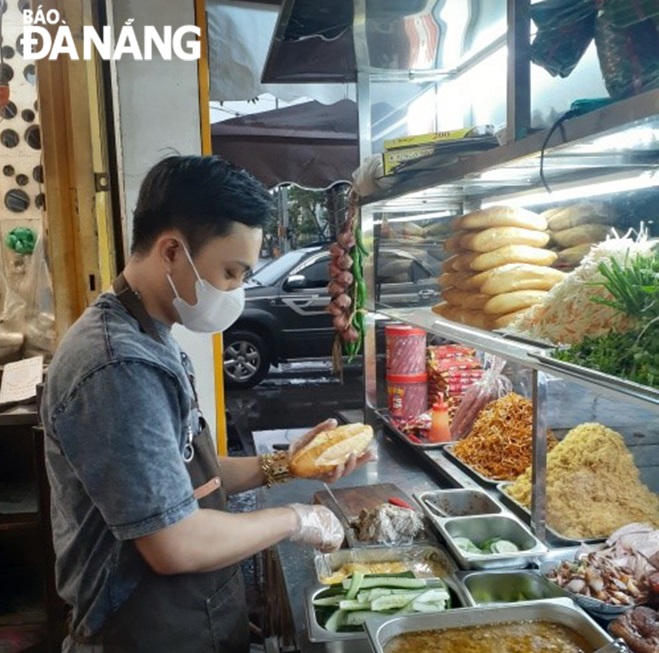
top-left (289, 423), bottom-right (374, 478)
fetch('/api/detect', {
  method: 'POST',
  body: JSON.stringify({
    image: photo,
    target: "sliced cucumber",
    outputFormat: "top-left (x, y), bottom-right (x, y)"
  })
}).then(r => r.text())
top-left (371, 592), bottom-right (423, 611)
top-left (324, 609), bottom-right (346, 632)
top-left (312, 595), bottom-right (344, 607)
top-left (338, 599), bottom-right (369, 611)
top-left (452, 537), bottom-right (481, 554)
top-left (489, 539), bottom-right (520, 554)
top-left (345, 571), bottom-right (365, 600)
top-left (357, 576), bottom-right (427, 590)
top-left (344, 610), bottom-right (381, 627)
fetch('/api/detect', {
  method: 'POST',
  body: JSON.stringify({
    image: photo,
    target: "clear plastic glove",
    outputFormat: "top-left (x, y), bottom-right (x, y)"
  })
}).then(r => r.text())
top-left (288, 503), bottom-right (345, 552)
top-left (289, 418), bottom-right (378, 483)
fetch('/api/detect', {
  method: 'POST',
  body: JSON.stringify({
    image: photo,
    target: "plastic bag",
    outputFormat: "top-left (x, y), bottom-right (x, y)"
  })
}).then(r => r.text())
top-left (530, 0), bottom-right (597, 78)
top-left (450, 355), bottom-right (512, 440)
top-left (22, 233), bottom-right (56, 360)
top-left (595, 12), bottom-right (659, 98)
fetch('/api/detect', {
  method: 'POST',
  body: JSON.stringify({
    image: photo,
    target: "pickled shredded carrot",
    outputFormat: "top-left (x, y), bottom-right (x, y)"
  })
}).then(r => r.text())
top-left (452, 393), bottom-right (557, 481)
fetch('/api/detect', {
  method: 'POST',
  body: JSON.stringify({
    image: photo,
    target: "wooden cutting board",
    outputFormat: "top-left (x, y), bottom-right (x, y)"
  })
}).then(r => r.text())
top-left (313, 482), bottom-right (420, 548)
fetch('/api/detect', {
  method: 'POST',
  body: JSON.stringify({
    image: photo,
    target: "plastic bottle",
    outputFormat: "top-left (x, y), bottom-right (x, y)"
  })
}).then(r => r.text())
top-left (429, 397), bottom-right (451, 443)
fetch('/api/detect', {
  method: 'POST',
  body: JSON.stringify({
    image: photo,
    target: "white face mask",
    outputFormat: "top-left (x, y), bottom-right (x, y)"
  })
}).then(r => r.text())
top-left (167, 241), bottom-right (245, 333)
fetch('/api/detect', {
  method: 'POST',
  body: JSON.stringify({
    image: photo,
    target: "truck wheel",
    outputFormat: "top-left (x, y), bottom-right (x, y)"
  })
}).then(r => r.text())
top-left (223, 330), bottom-right (271, 389)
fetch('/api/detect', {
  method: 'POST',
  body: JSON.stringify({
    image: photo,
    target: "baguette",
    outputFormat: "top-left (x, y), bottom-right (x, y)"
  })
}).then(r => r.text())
top-left (456, 206), bottom-right (547, 231)
top-left (460, 227), bottom-right (550, 253)
top-left (555, 243), bottom-right (593, 267)
top-left (470, 245), bottom-right (558, 271)
top-left (441, 255), bottom-right (459, 273)
top-left (444, 231), bottom-right (468, 252)
top-left (289, 423), bottom-right (374, 478)
top-left (450, 251), bottom-right (480, 271)
top-left (546, 202), bottom-right (617, 232)
top-left (433, 303), bottom-right (493, 329)
top-left (551, 223), bottom-right (611, 248)
top-left (493, 309), bottom-right (530, 329)
top-left (473, 264), bottom-right (565, 295)
top-left (439, 271), bottom-right (480, 291)
top-left (442, 287), bottom-right (490, 310)
top-left (483, 290), bottom-right (548, 315)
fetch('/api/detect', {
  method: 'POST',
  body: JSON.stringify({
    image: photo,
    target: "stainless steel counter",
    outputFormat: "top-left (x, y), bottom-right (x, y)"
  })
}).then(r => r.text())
top-left (255, 426), bottom-right (454, 653)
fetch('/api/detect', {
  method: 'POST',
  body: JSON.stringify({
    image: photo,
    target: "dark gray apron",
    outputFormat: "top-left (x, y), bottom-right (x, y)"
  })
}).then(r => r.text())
top-left (92, 275), bottom-right (250, 652)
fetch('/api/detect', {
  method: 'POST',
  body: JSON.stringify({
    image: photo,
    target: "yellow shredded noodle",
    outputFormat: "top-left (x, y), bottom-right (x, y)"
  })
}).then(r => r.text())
top-left (506, 423), bottom-right (659, 539)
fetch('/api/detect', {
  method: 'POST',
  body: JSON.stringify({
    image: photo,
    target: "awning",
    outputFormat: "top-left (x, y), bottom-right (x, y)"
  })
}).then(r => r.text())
top-left (211, 99), bottom-right (358, 189)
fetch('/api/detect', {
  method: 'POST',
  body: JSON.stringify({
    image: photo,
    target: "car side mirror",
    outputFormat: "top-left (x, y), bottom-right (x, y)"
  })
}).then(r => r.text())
top-left (284, 274), bottom-right (307, 290)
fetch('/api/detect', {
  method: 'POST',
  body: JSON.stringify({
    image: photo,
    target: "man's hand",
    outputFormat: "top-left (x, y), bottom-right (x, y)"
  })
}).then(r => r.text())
top-left (288, 418), bottom-right (377, 483)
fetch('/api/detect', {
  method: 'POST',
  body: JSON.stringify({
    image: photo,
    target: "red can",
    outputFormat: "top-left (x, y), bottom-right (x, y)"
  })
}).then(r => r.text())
top-left (385, 325), bottom-right (427, 375)
top-left (387, 372), bottom-right (429, 419)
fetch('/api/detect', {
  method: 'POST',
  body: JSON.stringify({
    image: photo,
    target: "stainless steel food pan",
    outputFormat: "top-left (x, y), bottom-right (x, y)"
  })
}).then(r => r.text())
top-left (435, 514), bottom-right (548, 570)
top-left (305, 576), bottom-right (470, 643)
top-left (314, 544), bottom-right (459, 584)
top-left (416, 488), bottom-right (503, 519)
top-left (461, 569), bottom-right (567, 605)
top-left (363, 598), bottom-right (613, 653)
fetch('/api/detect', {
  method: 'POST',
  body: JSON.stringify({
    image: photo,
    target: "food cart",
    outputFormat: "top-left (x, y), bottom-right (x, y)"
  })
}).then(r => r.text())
top-left (257, 1), bottom-right (659, 651)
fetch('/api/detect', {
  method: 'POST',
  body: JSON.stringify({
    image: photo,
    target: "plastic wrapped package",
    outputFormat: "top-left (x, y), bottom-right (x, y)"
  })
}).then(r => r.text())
top-left (450, 355), bottom-right (513, 440)
top-left (21, 234), bottom-right (56, 360)
top-left (0, 271), bottom-right (26, 363)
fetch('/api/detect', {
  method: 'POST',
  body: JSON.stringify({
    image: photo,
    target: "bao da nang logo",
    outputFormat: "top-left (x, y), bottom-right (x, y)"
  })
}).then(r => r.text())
top-left (23, 6), bottom-right (201, 61)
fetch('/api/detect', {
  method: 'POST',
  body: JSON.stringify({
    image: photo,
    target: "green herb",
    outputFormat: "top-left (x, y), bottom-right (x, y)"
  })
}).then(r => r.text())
top-left (591, 252), bottom-right (659, 322)
top-left (552, 249), bottom-right (659, 389)
top-left (553, 323), bottom-right (659, 389)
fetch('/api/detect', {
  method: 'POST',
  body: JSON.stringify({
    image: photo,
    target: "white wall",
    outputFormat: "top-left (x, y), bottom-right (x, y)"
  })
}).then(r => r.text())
top-left (110, 0), bottom-right (218, 441)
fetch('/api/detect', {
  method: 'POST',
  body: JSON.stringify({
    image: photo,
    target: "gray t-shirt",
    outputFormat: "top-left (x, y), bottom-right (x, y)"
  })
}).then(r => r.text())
top-left (41, 292), bottom-right (202, 640)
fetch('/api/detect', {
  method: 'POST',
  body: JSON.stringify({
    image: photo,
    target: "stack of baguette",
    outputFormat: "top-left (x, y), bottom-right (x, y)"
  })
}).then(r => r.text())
top-left (433, 206), bottom-right (565, 330)
top-left (543, 202), bottom-right (617, 269)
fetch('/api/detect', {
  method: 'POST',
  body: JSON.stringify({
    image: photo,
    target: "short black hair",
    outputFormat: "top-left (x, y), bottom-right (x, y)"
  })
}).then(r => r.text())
top-left (131, 155), bottom-right (274, 255)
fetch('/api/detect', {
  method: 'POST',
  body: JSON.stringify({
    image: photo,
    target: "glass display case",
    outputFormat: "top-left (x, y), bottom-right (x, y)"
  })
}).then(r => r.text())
top-left (359, 87), bottom-right (659, 544)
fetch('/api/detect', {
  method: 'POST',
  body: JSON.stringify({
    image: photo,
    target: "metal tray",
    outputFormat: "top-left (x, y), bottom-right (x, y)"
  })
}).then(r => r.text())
top-left (416, 488), bottom-right (503, 519)
top-left (305, 570), bottom-right (470, 642)
top-left (363, 598), bottom-right (613, 653)
top-left (460, 569), bottom-right (567, 606)
top-left (314, 544), bottom-right (458, 585)
top-left (427, 513), bottom-right (548, 570)
top-left (539, 558), bottom-right (634, 621)
top-left (376, 409), bottom-right (446, 450)
top-left (496, 482), bottom-right (606, 546)
top-left (441, 443), bottom-right (501, 486)
top-left (530, 351), bottom-right (659, 407)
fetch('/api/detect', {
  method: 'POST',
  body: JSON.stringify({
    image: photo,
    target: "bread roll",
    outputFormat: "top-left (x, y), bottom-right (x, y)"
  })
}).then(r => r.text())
top-left (460, 227), bottom-right (550, 253)
top-left (456, 206), bottom-right (547, 231)
top-left (289, 423), bottom-right (374, 477)
top-left (439, 271), bottom-right (480, 291)
top-left (441, 256), bottom-right (458, 273)
top-left (433, 303), bottom-right (493, 329)
top-left (442, 287), bottom-right (490, 310)
top-left (493, 309), bottom-right (530, 329)
top-left (551, 223), bottom-right (611, 248)
top-left (483, 290), bottom-right (548, 315)
top-left (450, 251), bottom-right (480, 271)
top-left (444, 232), bottom-right (468, 252)
top-left (473, 264), bottom-right (566, 295)
top-left (432, 301), bottom-right (450, 317)
top-left (470, 245), bottom-right (558, 271)
top-left (555, 243), bottom-right (593, 267)
top-left (546, 202), bottom-right (617, 232)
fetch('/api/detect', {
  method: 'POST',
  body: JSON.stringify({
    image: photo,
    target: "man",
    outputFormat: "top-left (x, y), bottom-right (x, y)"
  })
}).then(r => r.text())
top-left (41, 156), bottom-right (371, 652)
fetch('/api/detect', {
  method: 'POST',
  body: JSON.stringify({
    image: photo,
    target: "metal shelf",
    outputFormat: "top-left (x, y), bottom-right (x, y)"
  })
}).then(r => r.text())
top-left (362, 88), bottom-right (659, 207)
top-left (380, 307), bottom-right (659, 412)
top-left (379, 307), bottom-right (545, 366)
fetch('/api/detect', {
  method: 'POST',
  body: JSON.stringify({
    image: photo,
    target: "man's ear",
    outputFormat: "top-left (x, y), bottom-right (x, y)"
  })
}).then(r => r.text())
top-left (157, 234), bottom-right (182, 267)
